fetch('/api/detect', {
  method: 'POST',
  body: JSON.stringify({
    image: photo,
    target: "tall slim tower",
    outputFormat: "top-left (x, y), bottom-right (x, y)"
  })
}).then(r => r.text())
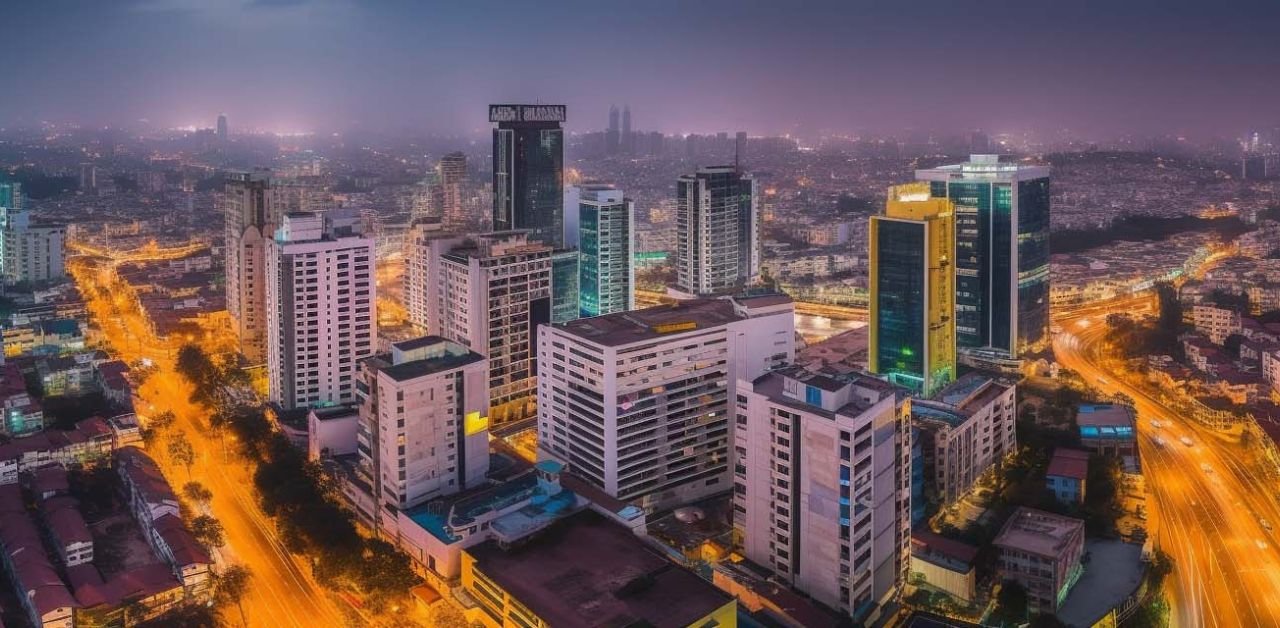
top-left (869, 183), bottom-right (956, 396)
top-left (621, 106), bottom-right (632, 154)
top-left (437, 152), bottom-right (468, 230)
top-left (266, 210), bottom-right (376, 409)
top-left (606, 105), bottom-right (620, 155)
top-left (576, 184), bottom-right (635, 317)
top-left (675, 166), bottom-right (759, 296)
top-left (216, 114), bottom-right (228, 141)
top-left (490, 104), bottom-right (566, 248)
top-left (224, 171), bottom-right (281, 364)
top-left (916, 155), bottom-right (1050, 357)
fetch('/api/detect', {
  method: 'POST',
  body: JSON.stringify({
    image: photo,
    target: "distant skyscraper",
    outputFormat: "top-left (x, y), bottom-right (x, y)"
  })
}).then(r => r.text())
top-left (266, 210), bottom-right (376, 409)
top-left (576, 184), bottom-right (634, 317)
top-left (437, 152), bottom-right (468, 230)
top-left (621, 105), bottom-right (632, 154)
top-left (355, 336), bottom-right (489, 520)
top-left (675, 166), bottom-right (759, 296)
top-left (79, 164), bottom-right (96, 192)
top-left (606, 105), bottom-right (620, 155)
top-left (490, 104), bottom-right (566, 248)
top-left (216, 113), bottom-right (228, 141)
top-left (917, 155), bottom-right (1051, 357)
top-left (869, 183), bottom-right (956, 396)
top-left (409, 231), bottom-right (552, 426)
top-left (734, 131), bottom-right (747, 166)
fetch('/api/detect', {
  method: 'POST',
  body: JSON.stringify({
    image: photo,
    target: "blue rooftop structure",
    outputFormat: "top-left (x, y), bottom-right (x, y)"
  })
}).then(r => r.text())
top-left (404, 467), bottom-right (580, 545)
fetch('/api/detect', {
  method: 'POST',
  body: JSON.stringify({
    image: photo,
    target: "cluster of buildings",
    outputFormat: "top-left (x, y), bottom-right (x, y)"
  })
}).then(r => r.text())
top-left (0, 447), bottom-right (210, 628)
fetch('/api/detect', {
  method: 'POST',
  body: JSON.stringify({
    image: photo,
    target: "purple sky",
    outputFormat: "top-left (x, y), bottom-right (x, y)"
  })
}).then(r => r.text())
top-left (5, 0), bottom-right (1278, 138)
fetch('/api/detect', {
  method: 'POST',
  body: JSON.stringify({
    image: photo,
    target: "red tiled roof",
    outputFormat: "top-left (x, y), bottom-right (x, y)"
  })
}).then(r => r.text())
top-left (153, 514), bottom-right (212, 566)
top-left (1046, 448), bottom-right (1090, 481)
top-left (911, 529), bottom-right (979, 564)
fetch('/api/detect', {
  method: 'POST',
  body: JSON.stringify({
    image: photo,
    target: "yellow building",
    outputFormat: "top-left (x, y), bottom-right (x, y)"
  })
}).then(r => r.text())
top-left (869, 182), bottom-right (956, 396)
top-left (459, 510), bottom-right (736, 628)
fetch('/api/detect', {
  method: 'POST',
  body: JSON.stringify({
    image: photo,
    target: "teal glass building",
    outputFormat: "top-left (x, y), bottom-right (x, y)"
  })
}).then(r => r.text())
top-left (576, 185), bottom-right (634, 318)
top-left (550, 249), bottom-right (580, 324)
top-left (917, 155), bottom-right (1050, 357)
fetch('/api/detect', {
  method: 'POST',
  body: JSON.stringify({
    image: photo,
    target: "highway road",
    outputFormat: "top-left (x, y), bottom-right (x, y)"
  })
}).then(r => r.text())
top-left (70, 255), bottom-right (351, 627)
top-left (1055, 316), bottom-right (1280, 627)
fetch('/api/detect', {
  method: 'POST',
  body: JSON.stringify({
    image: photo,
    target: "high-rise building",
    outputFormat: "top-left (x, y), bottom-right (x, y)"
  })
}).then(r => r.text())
top-left (734, 365), bottom-right (911, 625)
top-left (576, 184), bottom-right (634, 318)
top-left (491, 104), bottom-right (565, 247)
top-left (266, 210), bottom-right (376, 410)
top-left (2, 211), bottom-right (65, 286)
top-left (734, 131), bottom-right (747, 165)
top-left (917, 155), bottom-right (1051, 357)
top-left (224, 171), bottom-right (287, 364)
top-left (437, 152), bottom-right (468, 230)
top-left (216, 114), bottom-right (228, 141)
top-left (550, 249), bottom-right (580, 324)
top-left (869, 183), bottom-right (956, 395)
top-left (0, 182), bottom-right (21, 210)
top-left (675, 166), bottom-right (759, 297)
top-left (606, 105), bottom-right (621, 155)
top-left (408, 231), bottom-right (552, 426)
top-left (355, 336), bottom-right (489, 525)
top-left (537, 294), bottom-right (795, 511)
top-left (622, 105), bottom-right (633, 154)
top-left (79, 164), bottom-right (96, 192)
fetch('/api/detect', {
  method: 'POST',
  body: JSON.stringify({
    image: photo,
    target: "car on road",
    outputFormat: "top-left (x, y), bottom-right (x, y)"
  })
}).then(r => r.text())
top-left (1180, 436), bottom-right (1194, 447)
top-left (1151, 420), bottom-right (1163, 429)
top-left (1263, 519), bottom-right (1274, 532)
top-left (1201, 463), bottom-right (1213, 474)
top-left (1258, 539), bottom-right (1269, 550)
top-left (1153, 437), bottom-right (1167, 448)
top-left (1097, 376), bottom-right (1109, 385)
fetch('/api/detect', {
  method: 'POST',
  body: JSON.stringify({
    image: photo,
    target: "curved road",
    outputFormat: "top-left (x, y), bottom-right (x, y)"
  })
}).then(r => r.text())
top-left (1055, 317), bottom-right (1280, 627)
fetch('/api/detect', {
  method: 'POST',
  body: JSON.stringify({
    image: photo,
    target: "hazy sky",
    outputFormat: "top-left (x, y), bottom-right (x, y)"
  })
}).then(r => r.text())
top-left (6, 0), bottom-right (1279, 137)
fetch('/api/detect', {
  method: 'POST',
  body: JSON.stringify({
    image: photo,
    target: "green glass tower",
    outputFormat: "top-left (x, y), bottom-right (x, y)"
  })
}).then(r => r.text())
top-left (576, 184), bottom-right (634, 318)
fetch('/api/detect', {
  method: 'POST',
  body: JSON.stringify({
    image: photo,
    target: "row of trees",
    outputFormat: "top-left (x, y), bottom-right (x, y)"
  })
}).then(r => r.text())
top-left (175, 343), bottom-right (422, 612)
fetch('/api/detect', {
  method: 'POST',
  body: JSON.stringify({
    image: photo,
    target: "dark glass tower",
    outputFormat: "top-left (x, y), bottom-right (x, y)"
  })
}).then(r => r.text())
top-left (490, 104), bottom-right (566, 248)
top-left (917, 155), bottom-right (1050, 357)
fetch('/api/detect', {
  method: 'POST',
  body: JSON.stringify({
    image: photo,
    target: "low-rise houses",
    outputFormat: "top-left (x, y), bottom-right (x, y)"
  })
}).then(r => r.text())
top-left (909, 530), bottom-right (978, 605)
top-left (993, 507), bottom-right (1086, 615)
top-left (1192, 304), bottom-right (1242, 345)
top-left (1076, 404), bottom-right (1137, 460)
top-left (1045, 449), bottom-right (1090, 505)
top-left (115, 447), bottom-right (212, 596)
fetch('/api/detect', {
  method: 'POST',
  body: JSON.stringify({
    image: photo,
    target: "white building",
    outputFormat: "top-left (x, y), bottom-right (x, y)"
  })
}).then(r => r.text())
top-left (266, 210), bottom-right (376, 410)
top-left (405, 231), bottom-right (552, 426)
top-left (354, 337), bottom-right (489, 527)
top-left (537, 294), bottom-right (794, 512)
top-left (2, 211), bottom-right (65, 286)
top-left (734, 365), bottom-right (911, 625)
top-left (674, 166), bottom-right (760, 297)
top-left (911, 373), bottom-right (1016, 511)
top-left (1192, 304), bottom-right (1242, 345)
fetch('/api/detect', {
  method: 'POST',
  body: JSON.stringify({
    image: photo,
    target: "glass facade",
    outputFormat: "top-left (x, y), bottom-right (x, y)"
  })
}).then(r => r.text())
top-left (1016, 177), bottom-right (1051, 352)
top-left (550, 250), bottom-right (580, 324)
top-left (492, 122), bottom-right (564, 247)
top-left (576, 191), bottom-right (633, 318)
top-left (872, 219), bottom-right (926, 392)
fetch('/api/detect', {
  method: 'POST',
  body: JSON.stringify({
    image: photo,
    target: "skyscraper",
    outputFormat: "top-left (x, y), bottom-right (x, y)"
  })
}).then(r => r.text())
top-left (491, 104), bottom-right (566, 248)
top-left (266, 210), bottom-right (376, 410)
top-left (0, 182), bottom-right (21, 210)
top-left (216, 113), bottom-right (228, 141)
top-left (606, 105), bottom-right (620, 155)
top-left (224, 171), bottom-right (299, 364)
top-left (869, 183), bottom-right (956, 396)
top-left (675, 166), bottom-right (759, 296)
top-left (917, 155), bottom-right (1050, 357)
top-left (550, 249), bottom-right (580, 324)
top-left (735, 365), bottom-right (911, 625)
top-left (437, 152), bottom-right (468, 230)
top-left (409, 231), bottom-right (552, 426)
top-left (576, 184), bottom-right (634, 318)
top-left (621, 105), bottom-right (632, 154)
top-left (537, 294), bottom-right (795, 511)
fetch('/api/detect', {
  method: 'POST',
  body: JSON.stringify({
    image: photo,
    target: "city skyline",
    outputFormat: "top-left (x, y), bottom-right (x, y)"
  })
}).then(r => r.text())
top-left (3, 1), bottom-right (1279, 138)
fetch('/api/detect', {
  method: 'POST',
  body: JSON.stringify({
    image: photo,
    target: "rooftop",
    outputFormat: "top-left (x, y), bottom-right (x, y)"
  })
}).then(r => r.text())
top-left (466, 510), bottom-right (733, 628)
top-left (994, 507), bottom-right (1085, 559)
top-left (553, 296), bottom-right (790, 348)
top-left (1046, 448), bottom-right (1091, 481)
top-left (911, 530), bottom-right (978, 571)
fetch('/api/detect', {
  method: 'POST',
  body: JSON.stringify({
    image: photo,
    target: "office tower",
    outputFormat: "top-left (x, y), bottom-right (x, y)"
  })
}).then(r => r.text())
top-left (224, 171), bottom-right (288, 364)
top-left (491, 104), bottom-right (566, 247)
top-left (0, 182), bottom-right (21, 210)
top-left (734, 131), bottom-right (747, 165)
top-left (910, 373), bottom-right (1016, 520)
top-left (2, 211), bottom-right (65, 286)
top-left (869, 183), bottom-right (956, 396)
top-left (537, 294), bottom-right (795, 511)
top-left (437, 152), bottom-right (468, 230)
top-left (576, 184), bottom-right (635, 317)
top-left (550, 249), bottom-right (580, 324)
top-left (216, 114), bottom-right (228, 141)
top-left (355, 336), bottom-right (489, 523)
top-left (622, 105), bottom-right (633, 154)
top-left (266, 210), bottom-right (376, 410)
top-left (675, 166), bottom-right (760, 297)
top-left (917, 155), bottom-right (1051, 357)
top-left (735, 365), bottom-right (911, 625)
top-left (411, 231), bottom-right (552, 426)
top-left (79, 164), bottom-right (96, 192)
top-left (606, 105), bottom-right (620, 155)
